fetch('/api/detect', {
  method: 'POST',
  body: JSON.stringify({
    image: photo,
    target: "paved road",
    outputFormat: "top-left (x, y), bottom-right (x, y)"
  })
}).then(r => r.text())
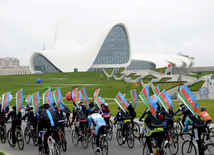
top-left (1, 122), bottom-right (205, 155)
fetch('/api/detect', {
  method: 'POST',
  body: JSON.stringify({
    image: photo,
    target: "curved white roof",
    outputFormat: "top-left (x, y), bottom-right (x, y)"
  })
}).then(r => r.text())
top-left (29, 22), bottom-right (132, 73)
top-left (29, 22), bottom-right (194, 73)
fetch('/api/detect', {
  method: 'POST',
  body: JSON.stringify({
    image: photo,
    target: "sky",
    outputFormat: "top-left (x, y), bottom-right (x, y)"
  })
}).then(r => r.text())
top-left (0, 0), bottom-right (214, 67)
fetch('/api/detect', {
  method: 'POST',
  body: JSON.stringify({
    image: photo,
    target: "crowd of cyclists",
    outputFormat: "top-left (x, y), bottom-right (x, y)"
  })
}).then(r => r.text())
top-left (0, 99), bottom-right (213, 155)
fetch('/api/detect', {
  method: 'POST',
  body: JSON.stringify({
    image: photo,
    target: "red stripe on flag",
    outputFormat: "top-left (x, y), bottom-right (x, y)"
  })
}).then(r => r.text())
top-left (34, 93), bottom-right (38, 113)
top-left (142, 89), bottom-right (156, 114)
top-left (18, 90), bottom-right (21, 111)
top-left (55, 89), bottom-right (61, 111)
top-left (117, 94), bottom-right (128, 109)
top-left (132, 90), bottom-right (137, 107)
top-left (93, 89), bottom-right (99, 102)
top-left (181, 88), bottom-right (198, 113)
top-left (155, 87), bottom-right (159, 95)
top-left (46, 89), bottom-right (49, 103)
top-left (160, 92), bottom-right (170, 108)
top-left (97, 97), bottom-right (102, 105)
top-left (82, 89), bottom-right (87, 106)
top-left (4, 93), bottom-right (8, 108)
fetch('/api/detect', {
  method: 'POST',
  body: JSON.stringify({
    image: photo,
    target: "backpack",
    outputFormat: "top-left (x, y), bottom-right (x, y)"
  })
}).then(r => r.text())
top-left (161, 111), bottom-right (174, 121)
top-left (102, 105), bottom-right (110, 113)
top-left (127, 104), bottom-right (136, 119)
top-left (147, 114), bottom-right (165, 129)
top-left (189, 114), bottom-right (206, 128)
top-left (76, 110), bottom-right (86, 120)
top-left (120, 111), bottom-right (132, 120)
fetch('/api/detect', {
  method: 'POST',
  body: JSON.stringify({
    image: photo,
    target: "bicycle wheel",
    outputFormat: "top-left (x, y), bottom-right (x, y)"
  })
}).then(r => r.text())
top-left (71, 129), bottom-right (79, 146)
top-left (66, 119), bottom-right (71, 132)
top-left (54, 143), bottom-right (61, 155)
top-left (17, 130), bottom-right (24, 150)
top-left (116, 128), bottom-right (123, 146)
top-left (126, 130), bottom-right (135, 149)
top-left (24, 127), bottom-right (30, 144)
top-left (204, 143), bottom-right (214, 155)
top-left (101, 136), bottom-right (108, 155)
top-left (33, 131), bottom-right (39, 146)
top-left (139, 131), bottom-right (146, 145)
top-left (209, 127), bottom-right (214, 144)
top-left (106, 120), bottom-right (113, 140)
top-left (142, 144), bottom-right (150, 155)
top-left (0, 126), bottom-right (6, 143)
top-left (91, 136), bottom-right (97, 154)
top-left (181, 140), bottom-right (197, 155)
top-left (38, 145), bottom-right (44, 155)
top-left (132, 122), bottom-right (140, 138)
top-left (81, 132), bottom-right (89, 149)
top-left (173, 121), bottom-right (182, 134)
top-left (168, 129), bottom-right (179, 155)
top-left (7, 129), bottom-right (14, 147)
top-left (60, 132), bottom-right (67, 152)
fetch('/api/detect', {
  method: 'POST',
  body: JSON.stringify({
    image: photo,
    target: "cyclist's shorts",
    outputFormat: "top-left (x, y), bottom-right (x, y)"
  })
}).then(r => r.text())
top-left (95, 122), bottom-right (106, 135)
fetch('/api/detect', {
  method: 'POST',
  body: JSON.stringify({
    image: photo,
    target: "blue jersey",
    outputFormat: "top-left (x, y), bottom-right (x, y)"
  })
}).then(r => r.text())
top-left (88, 113), bottom-right (106, 128)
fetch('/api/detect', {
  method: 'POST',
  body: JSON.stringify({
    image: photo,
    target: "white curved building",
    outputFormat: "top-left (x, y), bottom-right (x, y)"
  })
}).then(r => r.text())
top-left (29, 22), bottom-right (194, 73)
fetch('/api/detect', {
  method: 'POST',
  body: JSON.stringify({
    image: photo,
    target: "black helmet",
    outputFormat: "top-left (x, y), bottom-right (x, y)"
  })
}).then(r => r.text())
top-left (43, 103), bottom-right (50, 109)
top-left (39, 105), bottom-right (43, 110)
top-left (12, 105), bottom-right (16, 110)
top-left (91, 107), bottom-right (98, 114)
top-left (89, 102), bottom-right (94, 108)
top-left (29, 106), bottom-right (33, 111)
top-left (200, 106), bottom-right (206, 112)
top-left (179, 102), bottom-right (184, 107)
top-left (185, 108), bottom-right (192, 115)
top-left (78, 101), bottom-right (82, 106)
top-left (146, 109), bottom-right (151, 114)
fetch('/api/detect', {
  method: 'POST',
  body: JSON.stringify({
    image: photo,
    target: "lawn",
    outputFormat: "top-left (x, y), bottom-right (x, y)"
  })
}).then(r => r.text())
top-left (185, 72), bottom-right (214, 78)
top-left (104, 68), bottom-right (113, 75)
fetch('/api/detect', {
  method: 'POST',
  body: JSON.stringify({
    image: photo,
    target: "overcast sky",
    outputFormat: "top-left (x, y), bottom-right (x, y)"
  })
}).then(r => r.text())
top-left (0, 0), bottom-right (214, 67)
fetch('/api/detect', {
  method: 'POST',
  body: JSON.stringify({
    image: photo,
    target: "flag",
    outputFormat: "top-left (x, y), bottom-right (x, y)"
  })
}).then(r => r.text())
top-left (25, 94), bottom-right (32, 105)
top-left (95, 96), bottom-right (105, 108)
top-left (43, 88), bottom-right (55, 111)
top-left (177, 74), bottom-right (182, 81)
top-left (32, 92), bottom-right (40, 116)
top-left (53, 88), bottom-right (64, 111)
top-left (130, 89), bottom-right (137, 108)
top-left (2, 92), bottom-right (11, 111)
top-left (71, 87), bottom-right (78, 107)
top-left (153, 85), bottom-right (161, 95)
top-left (178, 85), bottom-right (199, 116)
top-left (16, 89), bottom-right (24, 114)
top-left (93, 87), bottom-right (101, 102)
top-left (80, 87), bottom-right (89, 108)
top-left (122, 93), bottom-right (126, 97)
top-left (151, 94), bottom-right (161, 107)
top-left (78, 91), bottom-right (82, 102)
top-left (179, 84), bottom-right (184, 92)
top-left (115, 92), bottom-right (130, 112)
top-left (158, 90), bottom-right (174, 112)
top-left (139, 85), bottom-right (157, 115)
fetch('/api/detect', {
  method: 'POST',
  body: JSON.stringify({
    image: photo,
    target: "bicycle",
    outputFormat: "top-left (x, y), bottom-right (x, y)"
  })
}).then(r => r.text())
top-left (71, 121), bottom-right (89, 149)
top-left (103, 115), bottom-right (113, 140)
top-left (0, 121), bottom-right (6, 143)
top-left (7, 122), bottom-right (24, 150)
top-left (53, 129), bottom-right (67, 152)
top-left (115, 120), bottom-right (135, 148)
top-left (24, 121), bottom-right (39, 146)
top-left (173, 113), bottom-right (183, 133)
top-left (202, 121), bottom-right (214, 144)
top-left (132, 121), bottom-right (140, 138)
top-left (143, 144), bottom-right (167, 155)
top-left (91, 128), bottom-right (108, 155)
top-left (38, 130), bottom-right (61, 155)
top-left (64, 114), bottom-right (71, 132)
top-left (181, 132), bottom-right (214, 155)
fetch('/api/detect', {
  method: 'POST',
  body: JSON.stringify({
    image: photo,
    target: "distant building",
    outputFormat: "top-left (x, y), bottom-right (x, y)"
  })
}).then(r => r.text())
top-left (0, 57), bottom-right (31, 76)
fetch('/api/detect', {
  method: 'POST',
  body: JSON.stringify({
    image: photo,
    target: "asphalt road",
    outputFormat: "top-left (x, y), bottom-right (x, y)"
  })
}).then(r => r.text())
top-left (0, 122), bottom-right (203, 155)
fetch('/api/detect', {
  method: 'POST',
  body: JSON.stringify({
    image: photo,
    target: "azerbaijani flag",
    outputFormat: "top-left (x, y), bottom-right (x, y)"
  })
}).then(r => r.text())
top-left (78, 91), bottom-right (82, 102)
top-left (122, 93), bottom-right (126, 97)
top-left (158, 90), bottom-right (174, 112)
top-left (93, 87), bottom-right (101, 102)
top-left (178, 85), bottom-right (199, 116)
top-left (179, 84), bottom-right (184, 92)
top-left (153, 85), bottom-right (161, 95)
top-left (16, 89), bottom-right (24, 114)
top-left (2, 92), bottom-right (11, 111)
top-left (80, 87), bottom-right (89, 108)
top-left (72, 87), bottom-right (78, 107)
top-left (115, 92), bottom-right (130, 112)
top-left (177, 74), bottom-right (182, 81)
top-left (25, 94), bottom-right (32, 105)
top-left (32, 92), bottom-right (40, 116)
top-left (130, 89), bottom-right (137, 108)
top-left (139, 85), bottom-right (157, 115)
top-left (43, 88), bottom-right (55, 111)
top-left (95, 96), bottom-right (104, 108)
top-left (53, 88), bottom-right (64, 111)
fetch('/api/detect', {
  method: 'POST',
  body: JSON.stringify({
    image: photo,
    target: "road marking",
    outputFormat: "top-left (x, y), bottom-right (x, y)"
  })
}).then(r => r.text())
top-left (0, 149), bottom-right (12, 155)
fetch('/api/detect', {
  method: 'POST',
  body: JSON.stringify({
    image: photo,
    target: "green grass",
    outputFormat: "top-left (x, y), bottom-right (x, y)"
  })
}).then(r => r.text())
top-left (142, 78), bottom-right (152, 84)
top-left (188, 80), bottom-right (205, 91)
top-left (153, 81), bottom-right (186, 91)
top-left (159, 77), bottom-right (172, 82)
top-left (129, 76), bottom-right (140, 80)
top-left (185, 72), bottom-right (214, 78)
top-left (0, 152), bottom-right (6, 155)
top-left (104, 68), bottom-right (113, 75)
top-left (118, 68), bottom-right (125, 74)
top-left (127, 73), bottom-right (136, 77)
top-left (114, 74), bottom-right (123, 78)
top-left (143, 75), bottom-right (157, 79)
top-left (151, 67), bottom-right (168, 74)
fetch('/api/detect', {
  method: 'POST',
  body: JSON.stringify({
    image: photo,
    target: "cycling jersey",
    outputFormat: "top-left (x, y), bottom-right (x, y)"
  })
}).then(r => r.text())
top-left (88, 113), bottom-right (106, 135)
top-left (199, 111), bottom-right (212, 123)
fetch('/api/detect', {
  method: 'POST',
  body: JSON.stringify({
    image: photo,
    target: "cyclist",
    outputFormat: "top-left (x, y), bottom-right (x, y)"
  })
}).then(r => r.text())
top-left (140, 109), bottom-right (165, 155)
top-left (199, 106), bottom-right (212, 125)
top-left (78, 101), bottom-right (87, 114)
top-left (62, 104), bottom-right (71, 122)
top-left (5, 105), bottom-right (22, 147)
top-left (87, 107), bottom-right (106, 154)
top-left (86, 102), bottom-right (95, 118)
top-left (53, 105), bottom-right (65, 134)
top-left (114, 106), bottom-right (132, 144)
top-left (38, 103), bottom-right (59, 155)
top-left (100, 103), bottom-right (111, 127)
top-left (0, 104), bottom-right (6, 127)
top-left (127, 102), bottom-right (136, 129)
top-left (180, 108), bottom-right (206, 155)
top-left (22, 106), bottom-right (38, 134)
top-left (174, 102), bottom-right (187, 126)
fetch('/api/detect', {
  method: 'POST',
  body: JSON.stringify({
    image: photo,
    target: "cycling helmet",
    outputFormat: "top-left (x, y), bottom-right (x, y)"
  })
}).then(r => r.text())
top-left (179, 102), bottom-right (184, 107)
top-left (78, 101), bottom-right (82, 105)
top-left (12, 105), bottom-right (16, 110)
top-left (91, 107), bottom-right (98, 114)
top-left (146, 109), bottom-right (151, 114)
top-left (89, 102), bottom-right (94, 108)
top-left (200, 106), bottom-right (206, 112)
top-left (43, 103), bottom-right (50, 109)
top-left (29, 106), bottom-right (33, 111)
top-left (185, 108), bottom-right (192, 115)
top-left (101, 103), bottom-right (105, 107)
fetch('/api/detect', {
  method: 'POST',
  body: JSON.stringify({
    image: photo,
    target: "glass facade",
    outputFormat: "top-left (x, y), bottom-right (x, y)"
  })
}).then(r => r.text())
top-left (92, 25), bottom-right (130, 65)
top-left (33, 54), bottom-right (61, 73)
top-left (126, 60), bottom-right (156, 70)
